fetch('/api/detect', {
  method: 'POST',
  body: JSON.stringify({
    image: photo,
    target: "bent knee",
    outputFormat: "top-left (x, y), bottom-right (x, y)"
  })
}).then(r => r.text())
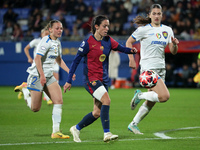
top-left (31, 108), bottom-right (40, 112)
top-left (159, 93), bottom-right (170, 102)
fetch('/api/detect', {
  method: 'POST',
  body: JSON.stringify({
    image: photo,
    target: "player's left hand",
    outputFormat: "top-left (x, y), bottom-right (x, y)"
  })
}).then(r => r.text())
top-left (72, 74), bottom-right (76, 81)
top-left (171, 37), bottom-right (179, 45)
top-left (131, 47), bottom-right (137, 54)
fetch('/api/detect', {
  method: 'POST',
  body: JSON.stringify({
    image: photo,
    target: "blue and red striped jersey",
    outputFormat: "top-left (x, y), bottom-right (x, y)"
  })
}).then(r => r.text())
top-left (67, 35), bottom-right (133, 85)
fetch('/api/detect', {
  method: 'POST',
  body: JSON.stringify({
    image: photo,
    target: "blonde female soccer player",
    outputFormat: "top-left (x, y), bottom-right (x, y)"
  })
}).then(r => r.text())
top-left (14, 20), bottom-right (75, 139)
top-left (20, 28), bottom-right (53, 105)
top-left (126, 4), bottom-right (179, 134)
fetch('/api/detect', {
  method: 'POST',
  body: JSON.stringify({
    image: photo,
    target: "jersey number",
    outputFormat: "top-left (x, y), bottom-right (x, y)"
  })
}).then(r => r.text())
top-left (31, 76), bottom-right (37, 85)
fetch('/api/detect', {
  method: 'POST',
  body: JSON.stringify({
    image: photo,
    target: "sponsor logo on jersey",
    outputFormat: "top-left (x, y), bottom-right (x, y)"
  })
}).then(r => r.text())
top-left (162, 31), bottom-right (168, 39)
top-left (92, 44), bottom-right (96, 47)
top-left (99, 54), bottom-right (106, 62)
top-left (80, 41), bottom-right (85, 47)
top-left (100, 46), bottom-right (104, 51)
top-left (156, 33), bottom-right (161, 39)
top-left (148, 33), bottom-right (154, 36)
top-left (41, 46), bottom-right (46, 50)
top-left (48, 55), bottom-right (57, 59)
top-left (78, 47), bottom-right (83, 52)
top-left (151, 41), bottom-right (167, 45)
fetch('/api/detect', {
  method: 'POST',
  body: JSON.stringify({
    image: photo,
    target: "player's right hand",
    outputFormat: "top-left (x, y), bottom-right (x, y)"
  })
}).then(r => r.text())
top-left (28, 58), bottom-right (33, 64)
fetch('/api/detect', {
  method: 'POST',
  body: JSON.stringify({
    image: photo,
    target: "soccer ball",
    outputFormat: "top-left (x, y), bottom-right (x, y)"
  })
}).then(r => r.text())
top-left (139, 70), bottom-right (158, 88)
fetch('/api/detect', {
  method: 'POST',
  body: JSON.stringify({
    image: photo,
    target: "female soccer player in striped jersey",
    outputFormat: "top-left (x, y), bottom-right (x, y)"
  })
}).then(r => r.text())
top-left (14, 20), bottom-right (75, 139)
top-left (126, 4), bottom-right (179, 134)
top-left (64, 15), bottom-right (137, 142)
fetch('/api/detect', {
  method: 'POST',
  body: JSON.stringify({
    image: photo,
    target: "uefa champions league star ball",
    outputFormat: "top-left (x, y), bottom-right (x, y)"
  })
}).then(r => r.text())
top-left (139, 70), bottom-right (158, 88)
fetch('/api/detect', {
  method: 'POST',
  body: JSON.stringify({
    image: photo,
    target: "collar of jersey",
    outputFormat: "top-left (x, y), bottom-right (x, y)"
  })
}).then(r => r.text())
top-left (48, 35), bottom-right (52, 40)
top-left (149, 23), bottom-right (162, 27)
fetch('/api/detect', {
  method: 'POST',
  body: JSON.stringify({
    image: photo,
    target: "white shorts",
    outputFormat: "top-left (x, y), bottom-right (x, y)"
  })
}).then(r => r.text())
top-left (140, 68), bottom-right (166, 82)
top-left (27, 75), bottom-right (57, 92)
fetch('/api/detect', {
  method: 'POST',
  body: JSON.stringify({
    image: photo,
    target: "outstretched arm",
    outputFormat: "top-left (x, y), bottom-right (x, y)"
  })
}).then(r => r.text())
top-left (56, 56), bottom-right (69, 73)
top-left (63, 54), bottom-right (83, 92)
top-left (56, 56), bottom-right (76, 81)
top-left (126, 36), bottom-right (137, 69)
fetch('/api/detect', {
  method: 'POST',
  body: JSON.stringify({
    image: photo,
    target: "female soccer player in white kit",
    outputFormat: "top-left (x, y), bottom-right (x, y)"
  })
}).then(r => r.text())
top-left (21, 28), bottom-right (53, 105)
top-left (126, 4), bottom-right (179, 134)
top-left (14, 20), bottom-right (75, 139)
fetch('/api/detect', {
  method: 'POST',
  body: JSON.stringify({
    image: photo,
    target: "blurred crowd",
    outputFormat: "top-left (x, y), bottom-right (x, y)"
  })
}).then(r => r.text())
top-left (0, 0), bottom-right (200, 88)
top-left (0, 0), bottom-right (200, 41)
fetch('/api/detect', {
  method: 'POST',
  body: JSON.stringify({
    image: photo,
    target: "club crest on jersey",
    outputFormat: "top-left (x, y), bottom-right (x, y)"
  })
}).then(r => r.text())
top-left (99, 54), bottom-right (106, 62)
top-left (162, 31), bottom-right (168, 39)
top-left (91, 81), bottom-right (97, 86)
top-left (156, 33), bottom-right (161, 39)
top-left (100, 46), bottom-right (104, 51)
top-left (52, 45), bottom-right (58, 54)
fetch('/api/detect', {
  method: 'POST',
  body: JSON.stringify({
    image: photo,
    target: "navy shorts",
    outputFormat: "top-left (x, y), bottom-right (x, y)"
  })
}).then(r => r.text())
top-left (84, 80), bottom-right (108, 98)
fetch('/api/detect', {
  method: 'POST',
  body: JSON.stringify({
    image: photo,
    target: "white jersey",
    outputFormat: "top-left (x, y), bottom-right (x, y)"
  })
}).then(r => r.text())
top-left (132, 24), bottom-right (174, 70)
top-left (29, 37), bottom-right (41, 58)
top-left (27, 35), bottom-right (62, 77)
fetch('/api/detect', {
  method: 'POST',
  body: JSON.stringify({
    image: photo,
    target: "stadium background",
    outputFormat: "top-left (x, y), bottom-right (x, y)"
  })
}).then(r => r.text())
top-left (0, 0), bottom-right (200, 87)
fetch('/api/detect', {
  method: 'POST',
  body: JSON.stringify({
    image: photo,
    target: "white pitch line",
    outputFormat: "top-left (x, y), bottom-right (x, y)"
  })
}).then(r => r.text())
top-left (1, 136), bottom-right (200, 146)
top-left (154, 126), bottom-right (200, 139)
top-left (1, 126), bottom-right (200, 146)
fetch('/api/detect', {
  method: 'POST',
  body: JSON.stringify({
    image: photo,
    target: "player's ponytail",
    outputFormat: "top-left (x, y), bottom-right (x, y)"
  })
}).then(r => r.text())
top-left (133, 15), bottom-right (151, 27)
top-left (134, 4), bottom-right (162, 26)
top-left (91, 15), bottom-right (108, 34)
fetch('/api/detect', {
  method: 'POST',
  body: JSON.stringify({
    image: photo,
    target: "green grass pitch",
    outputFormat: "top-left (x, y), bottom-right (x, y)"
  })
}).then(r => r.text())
top-left (0, 86), bottom-right (200, 150)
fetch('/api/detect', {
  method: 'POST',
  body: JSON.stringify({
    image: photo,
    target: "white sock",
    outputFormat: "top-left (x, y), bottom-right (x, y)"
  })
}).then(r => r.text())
top-left (43, 92), bottom-right (50, 101)
top-left (22, 88), bottom-right (30, 100)
top-left (22, 88), bottom-right (31, 109)
top-left (138, 91), bottom-right (159, 102)
top-left (132, 102), bottom-right (151, 125)
top-left (26, 97), bottom-right (32, 109)
top-left (52, 104), bottom-right (62, 133)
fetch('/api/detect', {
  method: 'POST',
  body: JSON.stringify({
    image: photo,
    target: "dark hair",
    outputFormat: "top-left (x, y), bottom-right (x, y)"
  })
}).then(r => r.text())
top-left (91, 15), bottom-right (108, 34)
top-left (134, 4), bottom-right (162, 26)
top-left (45, 20), bottom-right (62, 30)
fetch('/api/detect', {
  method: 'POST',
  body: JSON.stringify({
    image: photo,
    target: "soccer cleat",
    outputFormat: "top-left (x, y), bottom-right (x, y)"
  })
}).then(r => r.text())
top-left (70, 125), bottom-right (81, 142)
top-left (193, 72), bottom-right (200, 83)
top-left (51, 132), bottom-right (70, 139)
top-left (103, 132), bottom-right (118, 142)
top-left (130, 89), bottom-right (141, 110)
top-left (43, 97), bottom-right (47, 101)
top-left (18, 91), bottom-right (23, 99)
top-left (128, 123), bottom-right (143, 134)
top-left (47, 99), bottom-right (53, 105)
top-left (14, 82), bottom-right (27, 92)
